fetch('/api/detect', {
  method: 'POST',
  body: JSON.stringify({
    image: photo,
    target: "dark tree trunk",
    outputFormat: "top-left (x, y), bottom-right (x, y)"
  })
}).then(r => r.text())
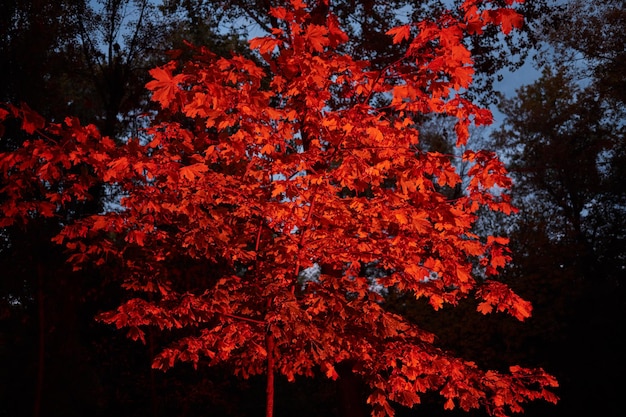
top-left (33, 263), bottom-right (45, 417)
top-left (337, 362), bottom-right (368, 417)
top-left (266, 332), bottom-right (275, 417)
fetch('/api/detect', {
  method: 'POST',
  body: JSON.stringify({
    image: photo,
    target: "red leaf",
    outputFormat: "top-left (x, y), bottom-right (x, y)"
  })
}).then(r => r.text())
top-left (484, 9), bottom-right (524, 35)
top-left (126, 230), bottom-right (146, 246)
top-left (305, 24), bottom-right (330, 53)
top-left (146, 64), bottom-right (185, 108)
top-left (249, 36), bottom-right (283, 55)
top-left (104, 157), bottom-right (130, 181)
top-left (20, 103), bottom-right (45, 134)
top-left (180, 163), bottom-right (209, 181)
top-left (269, 6), bottom-right (289, 20)
top-left (386, 25), bottom-right (411, 44)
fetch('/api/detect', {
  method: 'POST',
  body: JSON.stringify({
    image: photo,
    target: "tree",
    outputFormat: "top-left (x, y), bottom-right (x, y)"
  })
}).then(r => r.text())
top-left (0, 3), bottom-right (175, 415)
top-left (0, 0), bottom-right (161, 139)
top-left (490, 63), bottom-right (625, 417)
top-left (538, 0), bottom-right (626, 105)
top-left (488, 3), bottom-right (626, 412)
top-left (1, 1), bottom-right (558, 416)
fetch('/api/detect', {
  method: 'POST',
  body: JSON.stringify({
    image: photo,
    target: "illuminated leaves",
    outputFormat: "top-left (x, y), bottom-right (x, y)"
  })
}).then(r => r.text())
top-left (249, 36), bottom-right (284, 55)
top-left (19, 102), bottom-right (46, 134)
top-left (179, 163), bottom-right (209, 182)
top-left (305, 24), bottom-right (330, 53)
top-left (476, 281), bottom-right (533, 321)
top-left (484, 9), bottom-right (524, 35)
top-left (0, 1), bottom-right (557, 416)
top-left (146, 64), bottom-right (186, 109)
top-left (386, 25), bottom-right (412, 44)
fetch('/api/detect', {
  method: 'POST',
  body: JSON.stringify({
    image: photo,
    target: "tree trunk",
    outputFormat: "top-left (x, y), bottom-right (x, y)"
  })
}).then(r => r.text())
top-left (337, 362), bottom-right (368, 417)
top-left (266, 332), bottom-right (275, 417)
top-left (33, 263), bottom-right (45, 417)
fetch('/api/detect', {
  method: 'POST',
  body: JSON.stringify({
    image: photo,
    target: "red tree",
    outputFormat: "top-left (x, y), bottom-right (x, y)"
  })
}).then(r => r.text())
top-left (0, 1), bottom-right (557, 416)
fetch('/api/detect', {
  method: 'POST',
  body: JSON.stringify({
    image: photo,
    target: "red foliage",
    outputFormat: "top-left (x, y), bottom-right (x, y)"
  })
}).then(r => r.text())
top-left (0, 1), bottom-right (557, 416)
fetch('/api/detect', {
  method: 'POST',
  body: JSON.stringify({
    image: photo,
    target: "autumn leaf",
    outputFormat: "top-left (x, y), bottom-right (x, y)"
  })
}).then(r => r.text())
top-left (20, 103), bottom-right (45, 134)
top-left (499, 9), bottom-right (524, 35)
top-left (126, 230), bottom-right (146, 246)
top-left (104, 157), bottom-right (130, 181)
top-left (386, 25), bottom-right (412, 44)
top-left (146, 64), bottom-right (185, 108)
top-left (0, 107), bottom-right (9, 122)
top-left (305, 24), bottom-right (330, 53)
top-left (367, 126), bottom-right (384, 142)
top-left (444, 398), bottom-right (455, 410)
top-left (180, 163), bottom-right (209, 181)
top-left (249, 36), bottom-right (283, 55)
top-left (477, 301), bottom-right (493, 315)
top-left (327, 14), bottom-right (349, 45)
top-left (322, 362), bottom-right (339, 380)
top-left (484, 9), bottom-right (524, 35)
top-left (269, 6), bottom-right (289, 20)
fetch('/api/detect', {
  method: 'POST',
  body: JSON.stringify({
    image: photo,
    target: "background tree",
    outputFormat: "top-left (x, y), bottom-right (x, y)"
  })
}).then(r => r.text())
top-left (488, 1), bottom-right (626, 414)
top-left (0, 0), bottom-right (165, 138)
top-left (0, 2), bottom-right (242, 416)
top-left (539, 0), bottom-right (626, 105)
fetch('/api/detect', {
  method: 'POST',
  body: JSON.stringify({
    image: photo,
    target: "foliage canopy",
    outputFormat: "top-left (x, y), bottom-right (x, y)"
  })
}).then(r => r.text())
top-left (0, 1), bottom-right (558, 416)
